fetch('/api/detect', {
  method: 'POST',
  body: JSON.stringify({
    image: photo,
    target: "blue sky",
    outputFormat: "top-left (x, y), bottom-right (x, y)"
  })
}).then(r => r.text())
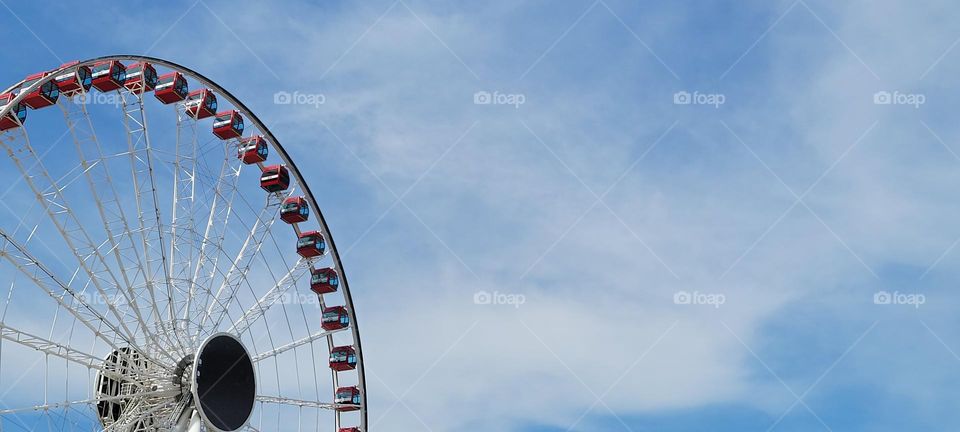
top-left (3, 0), bottom-right (960, 430)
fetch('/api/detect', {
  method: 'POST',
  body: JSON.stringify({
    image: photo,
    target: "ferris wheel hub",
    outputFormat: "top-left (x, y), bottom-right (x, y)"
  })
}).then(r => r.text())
top-left (92, 333), bottom-right (256, 431)
top-left (192, 332), bottom-right (257, 432)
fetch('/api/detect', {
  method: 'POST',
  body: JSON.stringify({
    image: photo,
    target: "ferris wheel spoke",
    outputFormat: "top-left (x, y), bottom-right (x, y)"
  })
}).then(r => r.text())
top-left (174, 141), bottom-right (294, 346)
top-left (251, 327), bottom-right (346, 363)
top-left (255, 395), bottom-right (348, 411)
top-left (0, 128), bottom-right (154, 350)
top-left (186, 139), bottom-right (243, 340)
top-left (0, 312), bottom-right (165, 387)
top-left (168, 107), bottom-right (201, 333)
top-left (0, 322), bottom-right (107, 374)
top-left (58, 96), bottom-right (168, 356)
top-left (197, 188), bottom-right (293, 340)
top-left (0, 227), bottom-right (175, 367)
top-left (0, 387), bottom-right (178, 415)
top-left (229, 257), bottom-right (311, 336)
top-left (120, 91), bottom-right (186, 354)
top-left (172, 122), bottom-right (246, 341)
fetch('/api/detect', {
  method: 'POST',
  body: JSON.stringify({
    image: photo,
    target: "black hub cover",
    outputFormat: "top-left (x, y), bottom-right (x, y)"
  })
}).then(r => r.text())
top-left (193, 333), bottom-right (256, 431)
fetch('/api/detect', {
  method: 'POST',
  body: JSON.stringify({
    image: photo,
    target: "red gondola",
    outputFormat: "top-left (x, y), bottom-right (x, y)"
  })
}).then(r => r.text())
top-left (329, 346), bottom-right (357, 371)
top-left (297, 231), bottom-right (326, 258)
top-left (0, 93), bottom-right (27, 131)
top-left (90, 61), bottom-right (127, 92)
top-left (334, 386), bottom-right (361, 412)
top-left (154, 72), bottom-right (188, 104)
top-left (20, 72), bottom-right (59, 109)
top-left (339, 429), bottom-right (361, 432)
top-left (53, 61), bottom-right (92, 95)
top-left (280, 196), bottom-right (309, 224)
top-left (322, 306), bottom-right (349, 331)
top-left (185, 89), bottom-right (217, 119)
top-left (310, 267), bottom-right (339, 294)
top-left (212, 110), bottom-right (244, 139)
top-left (260, 165), bottom-right (289, 192)
top-left (238, 135), bottom-right (268, 164)
top-left (123, 62), bottom-right (158, 94)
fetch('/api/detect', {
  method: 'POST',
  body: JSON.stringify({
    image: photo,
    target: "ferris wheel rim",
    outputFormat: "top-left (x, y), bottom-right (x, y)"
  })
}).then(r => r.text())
top-left (0, 54), bottom-right (368, 431)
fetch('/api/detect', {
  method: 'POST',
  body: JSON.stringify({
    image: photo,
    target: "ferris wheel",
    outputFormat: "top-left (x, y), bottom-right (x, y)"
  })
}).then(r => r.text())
top-left (0, 56), bottom-right (367, 432)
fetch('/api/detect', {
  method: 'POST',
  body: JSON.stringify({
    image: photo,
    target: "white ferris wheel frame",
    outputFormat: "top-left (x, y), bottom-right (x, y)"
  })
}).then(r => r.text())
top-left (0, 55), bottom-right (368, 431)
